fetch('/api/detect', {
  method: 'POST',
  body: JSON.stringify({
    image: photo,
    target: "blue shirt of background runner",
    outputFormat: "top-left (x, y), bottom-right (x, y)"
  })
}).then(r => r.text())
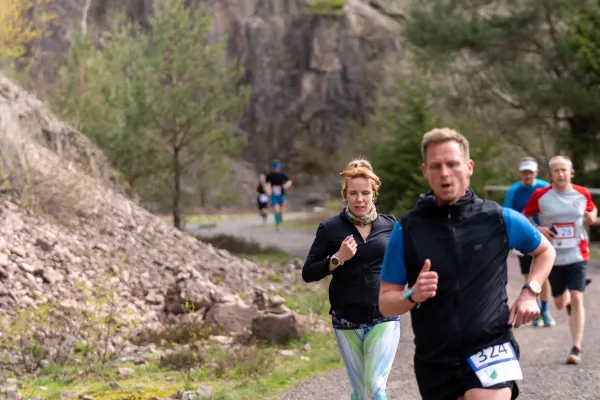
top-left (380, 208), bottom-right (543, 285)
top-left (503, 178), bottom-right (549, 225)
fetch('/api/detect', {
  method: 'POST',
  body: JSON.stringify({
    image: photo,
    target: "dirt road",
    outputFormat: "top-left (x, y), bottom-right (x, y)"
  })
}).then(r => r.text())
top-left (186, 212), bottom-right (316, 258)
top-left (281, 257), bottom-right (600, 400)
top-left (188, 213), bottom-right (600, 399)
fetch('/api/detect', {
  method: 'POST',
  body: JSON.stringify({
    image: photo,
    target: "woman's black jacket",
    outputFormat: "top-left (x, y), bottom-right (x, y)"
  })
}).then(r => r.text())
top-left (302, 210), bottom-right (396, 325)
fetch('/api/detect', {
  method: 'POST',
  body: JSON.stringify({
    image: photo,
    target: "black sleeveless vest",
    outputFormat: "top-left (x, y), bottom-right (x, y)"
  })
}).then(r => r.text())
top-left (401, 189), bottom-right (515, 365)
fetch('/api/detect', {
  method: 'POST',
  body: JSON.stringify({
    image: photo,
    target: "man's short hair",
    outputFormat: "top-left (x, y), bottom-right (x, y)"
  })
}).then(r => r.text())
top-left (421, 128), bottom-right (470, 162)
top-left (549, 155), bottom-right (573, 170)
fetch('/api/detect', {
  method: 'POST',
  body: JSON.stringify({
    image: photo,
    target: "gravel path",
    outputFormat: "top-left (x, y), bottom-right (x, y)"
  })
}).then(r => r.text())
top-left (281, 258), bottom-right (600, 400)
top-left (188, 213), bottom-right (600, 399)
top-left (186, 211), bottom-right (316, 258)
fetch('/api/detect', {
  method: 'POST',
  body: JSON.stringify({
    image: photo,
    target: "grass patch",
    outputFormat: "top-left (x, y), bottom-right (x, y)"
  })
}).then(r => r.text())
top-left (20, 332), bottom-right (341, 400)
top-left (22, 363), bottom-right (185, 399)
top-left (306, 0), bottom-right (346, 16)
top-left (280, 205), bottom-right (339, 232)
top-left (220, 333), bottom-right (341, 399)
top-left (281, 219), bottom-right (320, 231)
top-left (238, 252), bottom-right (293, 264)
top-left (160, 212), bottom-right (256, 226)
top-left (324, 199), bottom-right (343, 212)
top-left (267, 272), bottom-right (283, 282)
top-left (15, 269), bottom-right (337, 400)
top-left (192, 222), bottom-right (217, 229)
top-left (284, 278), bottom-right (331, 316)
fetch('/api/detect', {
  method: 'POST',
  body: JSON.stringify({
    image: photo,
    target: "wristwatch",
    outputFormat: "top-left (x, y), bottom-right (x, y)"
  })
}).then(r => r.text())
top-left (522, 280), bottom-right (542, 296)
top-left (331, 253), bottom-right (344, 266)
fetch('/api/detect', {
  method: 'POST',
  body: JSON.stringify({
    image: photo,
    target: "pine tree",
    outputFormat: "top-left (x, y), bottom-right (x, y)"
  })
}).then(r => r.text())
top-left (403, 0), bottom-right (600, 182)
top-left (365, 74), bottom-right (511, 216)
top-left (56, 0), bottom-right (250, 229)
top-left (370, 79), bottom-right (440, 216)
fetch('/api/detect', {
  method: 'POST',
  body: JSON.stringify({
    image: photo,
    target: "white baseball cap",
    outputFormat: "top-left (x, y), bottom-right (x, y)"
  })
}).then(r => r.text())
top-left (519, 160), bottom-right (538, 171)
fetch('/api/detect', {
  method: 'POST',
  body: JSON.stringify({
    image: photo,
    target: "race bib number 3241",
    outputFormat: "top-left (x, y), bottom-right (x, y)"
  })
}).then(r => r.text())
top-left (467, 342), bottom-right (522, 387)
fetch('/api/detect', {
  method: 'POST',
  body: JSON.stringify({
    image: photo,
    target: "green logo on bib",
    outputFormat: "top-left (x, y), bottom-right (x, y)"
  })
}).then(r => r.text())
top-left (489, 369), bottom-right (498, 380)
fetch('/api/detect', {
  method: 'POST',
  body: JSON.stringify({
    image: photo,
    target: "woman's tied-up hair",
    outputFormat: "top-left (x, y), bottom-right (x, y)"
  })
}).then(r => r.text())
top-left (340, 157), bottom-right (382, 200)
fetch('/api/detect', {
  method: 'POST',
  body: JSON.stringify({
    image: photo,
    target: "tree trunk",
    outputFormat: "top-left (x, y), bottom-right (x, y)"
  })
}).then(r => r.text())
top-left (81, 0), bottom-right (92, 36)
top-left (199, 187), bottom-right (207, 208)
top-left (172, 146), bottom-right (183, 230)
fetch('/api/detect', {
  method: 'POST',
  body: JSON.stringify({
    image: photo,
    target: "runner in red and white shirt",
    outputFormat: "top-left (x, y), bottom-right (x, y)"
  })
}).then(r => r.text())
top-left (523, 155), bottom-right (597, 365)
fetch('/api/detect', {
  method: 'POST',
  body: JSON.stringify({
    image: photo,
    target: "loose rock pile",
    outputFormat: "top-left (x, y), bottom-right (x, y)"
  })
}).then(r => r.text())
top-left (0, 75), bottom-right (306, 369)
top-left (0, 184), bottom-right (308, 364)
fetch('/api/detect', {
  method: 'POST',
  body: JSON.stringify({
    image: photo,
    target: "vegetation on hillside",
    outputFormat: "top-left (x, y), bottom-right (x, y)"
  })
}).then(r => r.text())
top-left (0, 0), bottom-right (53, 65)
top-left (6, 1), bottom-right (600, 397)
top-left (403, 0), bottom-right (600, 187)
top-left (55, 0), bottom-right (250, 229)
top-left (347, 70), bottom-right (514, 216)
top-left (0, 234), bottom-right (339, 399)
top-left (306, 0), bottom-right (346, 16)
top-left (6, 0), bottom-right (600, 216)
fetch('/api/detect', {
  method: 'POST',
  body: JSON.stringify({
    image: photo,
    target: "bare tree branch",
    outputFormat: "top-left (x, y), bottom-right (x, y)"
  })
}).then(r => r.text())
top-left (66, 0), bottom-right (92, 35)
top-left (81, 0), bottom-right (92, 36)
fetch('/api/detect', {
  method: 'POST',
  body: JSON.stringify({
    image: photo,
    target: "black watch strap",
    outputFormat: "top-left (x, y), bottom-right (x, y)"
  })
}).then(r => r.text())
top-left (522, 282), bottom-right (540, 297)
top-left (408, 294), bottom-right (421, 309)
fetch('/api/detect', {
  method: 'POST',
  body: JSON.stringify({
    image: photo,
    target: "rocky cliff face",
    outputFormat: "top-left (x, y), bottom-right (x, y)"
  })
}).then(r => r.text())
top-left (221, 0), bottom-right (396, 166)
top-left (37, 0), bottom-right (404, 176)
top-left (202, 0), bottom-right (404, 172)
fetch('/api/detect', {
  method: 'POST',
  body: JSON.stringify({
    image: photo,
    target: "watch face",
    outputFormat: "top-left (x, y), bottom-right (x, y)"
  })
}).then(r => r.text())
top-left (331, 256), bottom-right (339, 266)
top-left (529, 281), bottom-right (541, 294)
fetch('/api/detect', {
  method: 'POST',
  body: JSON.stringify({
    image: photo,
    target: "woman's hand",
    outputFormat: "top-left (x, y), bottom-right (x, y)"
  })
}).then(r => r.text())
top-left (337, 235), bottom-right (357, 263)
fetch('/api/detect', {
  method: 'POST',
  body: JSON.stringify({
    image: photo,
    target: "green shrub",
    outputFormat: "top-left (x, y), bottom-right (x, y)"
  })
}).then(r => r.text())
top-left (306, 0), bottom-right (346, 16)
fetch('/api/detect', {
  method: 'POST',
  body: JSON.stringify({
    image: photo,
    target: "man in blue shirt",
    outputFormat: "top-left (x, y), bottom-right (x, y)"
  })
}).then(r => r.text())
top-left (378, 128), bottom-right (556, 400)
top-left (503, 157), bottom-right (554, 327)
top-left (265, 161), bottom-right (292, 231)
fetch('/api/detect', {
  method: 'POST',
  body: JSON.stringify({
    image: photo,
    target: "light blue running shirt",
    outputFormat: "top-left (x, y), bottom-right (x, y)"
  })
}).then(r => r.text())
top-left (504, 178), bottom-right (549, 225)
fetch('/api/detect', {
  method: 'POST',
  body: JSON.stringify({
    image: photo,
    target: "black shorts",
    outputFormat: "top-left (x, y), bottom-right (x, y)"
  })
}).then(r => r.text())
top-left (257, 199), bottom-right (268, 210)
top-left (518, 255), bottom-right (533, 276)
top-left (414, 343), bottom-right (520, 400)
top-left (548, 261), bottom-right (587, 297)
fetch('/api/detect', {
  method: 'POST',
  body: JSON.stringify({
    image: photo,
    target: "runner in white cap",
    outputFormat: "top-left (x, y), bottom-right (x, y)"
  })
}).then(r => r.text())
top-left (504, 157), bottom-right (554, 327)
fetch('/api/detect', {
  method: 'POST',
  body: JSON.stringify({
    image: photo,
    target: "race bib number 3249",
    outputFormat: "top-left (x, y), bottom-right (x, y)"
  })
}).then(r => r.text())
top-left (468, 342), bottom-right (522, 387)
